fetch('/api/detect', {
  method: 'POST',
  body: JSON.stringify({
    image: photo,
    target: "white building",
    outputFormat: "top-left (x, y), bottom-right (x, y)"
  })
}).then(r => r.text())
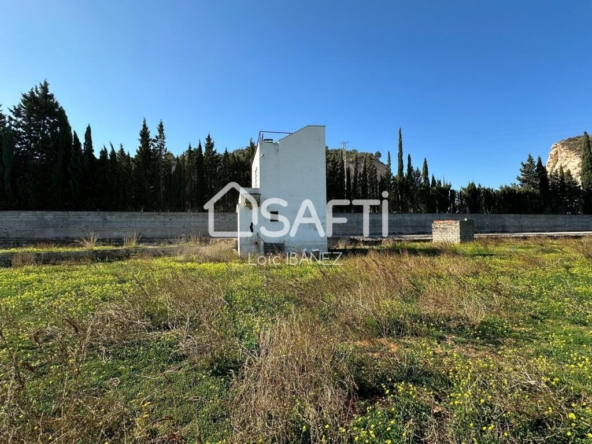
top-left (237, 125), bottom-right (327, 256)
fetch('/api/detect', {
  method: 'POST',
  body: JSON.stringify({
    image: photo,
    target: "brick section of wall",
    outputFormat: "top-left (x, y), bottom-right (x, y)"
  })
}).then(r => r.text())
top-left (1, 212), bottom-right (591, 245)
top-left (432, 219), bottom-right (475, 243)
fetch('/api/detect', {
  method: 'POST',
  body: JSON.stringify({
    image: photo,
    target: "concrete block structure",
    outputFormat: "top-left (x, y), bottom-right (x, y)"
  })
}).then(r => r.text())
top-left (432, 219), bottom-right (475, 243)
top-left (236, 126), bottom-right (328, 256)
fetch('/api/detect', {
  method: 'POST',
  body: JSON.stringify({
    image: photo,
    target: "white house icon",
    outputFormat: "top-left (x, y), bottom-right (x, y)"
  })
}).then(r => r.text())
top-left (204, 182), bottom-right (260, 238)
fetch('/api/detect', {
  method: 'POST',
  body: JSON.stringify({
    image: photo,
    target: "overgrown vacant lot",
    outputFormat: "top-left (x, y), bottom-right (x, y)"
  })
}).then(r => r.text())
top-left (1, 239), bottom-right (591, 443)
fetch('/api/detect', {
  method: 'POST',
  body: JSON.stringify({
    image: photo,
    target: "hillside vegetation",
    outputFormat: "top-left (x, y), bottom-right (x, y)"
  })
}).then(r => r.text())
top-left (1, 239), bottom-right (591, 443)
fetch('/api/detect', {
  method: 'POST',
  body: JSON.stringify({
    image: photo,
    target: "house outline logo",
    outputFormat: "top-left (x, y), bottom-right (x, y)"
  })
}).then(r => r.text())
top-left (204, 182), bottom-right (259, 238)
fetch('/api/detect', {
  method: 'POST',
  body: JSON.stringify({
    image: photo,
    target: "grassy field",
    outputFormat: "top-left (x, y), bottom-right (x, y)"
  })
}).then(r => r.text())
top-left (0, 238), bottom-right (591, 443)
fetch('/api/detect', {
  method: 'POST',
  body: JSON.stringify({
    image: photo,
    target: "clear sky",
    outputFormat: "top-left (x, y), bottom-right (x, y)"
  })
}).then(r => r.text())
top-left (2, 0), bottom-right (591, 188)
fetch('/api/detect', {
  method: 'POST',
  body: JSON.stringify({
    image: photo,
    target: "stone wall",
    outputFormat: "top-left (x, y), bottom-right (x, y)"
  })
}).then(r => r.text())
top-left (432, 219), bottom-right (475, 243)
top-left (1, 212), bottom-right (591, 246)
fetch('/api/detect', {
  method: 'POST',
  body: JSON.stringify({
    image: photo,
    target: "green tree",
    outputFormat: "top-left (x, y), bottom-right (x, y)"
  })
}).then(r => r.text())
top-left (535, 156), bottom-right (550, 213)
top-left (1, 123), bottom-right (15, 208)
top-left (580, 132), bottom-right (592, 213)
top-left (133, 119), bottom-right (156, 210)
top-left (517, 154), bottom-right (538, 191)
top-left (396, 128), bottom-right (405, 212)
top-left (69, 131), bottom-right (84, 209)
top-left (352, 153), bottom-right (359, 202)
top-left (9, 81), bottom-right (69, 209)
top-left (153, 120), bottom-right (168, 211)
top-left (82, 125), bottom-right (96, 209)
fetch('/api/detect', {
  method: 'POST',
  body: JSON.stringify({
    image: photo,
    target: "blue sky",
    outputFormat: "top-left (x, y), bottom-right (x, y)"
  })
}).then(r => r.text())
top-left (2, 0), bottom-right (591, 188)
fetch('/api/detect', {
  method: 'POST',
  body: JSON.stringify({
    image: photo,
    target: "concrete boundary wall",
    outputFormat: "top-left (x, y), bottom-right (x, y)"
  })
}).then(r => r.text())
top-left (1, 212), bottom-right (592, 245)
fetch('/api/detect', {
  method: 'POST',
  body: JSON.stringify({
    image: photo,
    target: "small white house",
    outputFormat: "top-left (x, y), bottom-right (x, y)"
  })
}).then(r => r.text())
top-left (237, 125), bottom-right (327, 256)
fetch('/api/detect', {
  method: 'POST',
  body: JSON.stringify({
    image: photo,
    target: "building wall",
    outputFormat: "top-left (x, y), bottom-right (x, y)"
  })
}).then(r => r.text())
top-left (1, 212), bottom-right (591, 246)
top-left (240, 126), bottom-right (328, 254)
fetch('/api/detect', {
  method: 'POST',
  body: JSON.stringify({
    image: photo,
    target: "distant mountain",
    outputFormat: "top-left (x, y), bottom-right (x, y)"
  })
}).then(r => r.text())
top-left (326, 148), bottom-right (389, 177)
top-left (546, 134), bottom-right (590, 183)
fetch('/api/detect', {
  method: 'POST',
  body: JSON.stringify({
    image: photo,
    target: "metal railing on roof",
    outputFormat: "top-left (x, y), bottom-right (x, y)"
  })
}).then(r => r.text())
top-left (258, 130), bottom-right (292, 144)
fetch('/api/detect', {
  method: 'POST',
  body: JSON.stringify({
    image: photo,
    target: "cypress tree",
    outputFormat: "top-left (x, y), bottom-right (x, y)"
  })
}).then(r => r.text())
top-left (564, 170), bottom-right (582, 214)
top-left (360, 155), bottom-right (368, 198)
top-left (195, 142), bottom-right (206, 210)
top-left (82, 125), bottom-right (96, 209)
top-left (535, 156), bottom-right (550, 213)
top-left (352, 153), bottom-right (359, 202)
top-left (96, 146), bottom-right (109, 210)
top-left (69, 131), bottom-right (84, 209)
top-left (118, 145), bottom-right (133, 210)
top-left (397, 128), bottom-right (404, 211)
top-left (421, 158), bottom-right (431, 213)
top-left (153, 120), bottom-right (167, 211)
top-left (580, 132), bottom-right (592, 214)
top-left (405, 154), bottom-right (415, 212)
top-left (0, 108), bottom-right (6, 207)
top-left (346, 165), bottom-right (352, 203)
top-left (203, 134), bottom-right (217, 199)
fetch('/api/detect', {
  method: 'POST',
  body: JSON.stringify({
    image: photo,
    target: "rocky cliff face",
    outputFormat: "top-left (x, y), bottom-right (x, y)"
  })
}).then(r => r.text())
top-left (546, 135), bottom-right (587, 183)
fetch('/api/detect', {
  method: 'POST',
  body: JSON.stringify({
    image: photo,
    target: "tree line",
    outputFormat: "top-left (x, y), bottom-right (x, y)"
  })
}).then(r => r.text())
top-left (327, 131), bottom-right (592, 214)
top-left (0, 81), bottom-right (253, 212)
top-left (1, 81), bottom-right (592, 214)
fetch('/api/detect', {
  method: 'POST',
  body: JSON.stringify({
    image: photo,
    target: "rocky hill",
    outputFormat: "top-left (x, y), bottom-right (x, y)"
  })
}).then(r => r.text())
top-left (546, 135), bottom-right (589, 183)
top-left (326, 148), bottom-right (389, 177)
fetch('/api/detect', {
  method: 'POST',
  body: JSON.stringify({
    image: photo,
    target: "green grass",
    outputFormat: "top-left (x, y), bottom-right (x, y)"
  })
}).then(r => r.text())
top-left (1, 238), bottom-right (591, 443)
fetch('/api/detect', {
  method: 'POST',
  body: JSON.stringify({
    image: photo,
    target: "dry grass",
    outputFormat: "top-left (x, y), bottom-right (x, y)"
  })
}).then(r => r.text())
top-left (123, 231), bottom-right (141, 248)
top-left (229, 316), bottom-right (356, 443)
top-left (10, 251), bottom-right (37, 267)
top-left (572, 235), bottom-right (592, 259)
top-left (76, 233), bottom-right (99, 249)
top-left (181, 241), bottom-right (237, 263)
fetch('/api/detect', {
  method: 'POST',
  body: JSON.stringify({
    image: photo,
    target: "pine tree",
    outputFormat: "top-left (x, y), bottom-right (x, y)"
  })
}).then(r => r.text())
top-left (9, 81), bottom-right (68, 209)
top-left (580, 132), bottom-right (592, 214)
top-left (517, 154), bottom-right (538, 191)
top-left (133, 119), bottom-right (156, 211)
top-left (0, 127), bottom-right (16, 209)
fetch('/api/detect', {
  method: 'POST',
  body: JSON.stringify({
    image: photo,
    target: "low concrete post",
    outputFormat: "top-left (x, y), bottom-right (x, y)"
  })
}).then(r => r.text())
top-left (432, 219), bottom-right (474, 243)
